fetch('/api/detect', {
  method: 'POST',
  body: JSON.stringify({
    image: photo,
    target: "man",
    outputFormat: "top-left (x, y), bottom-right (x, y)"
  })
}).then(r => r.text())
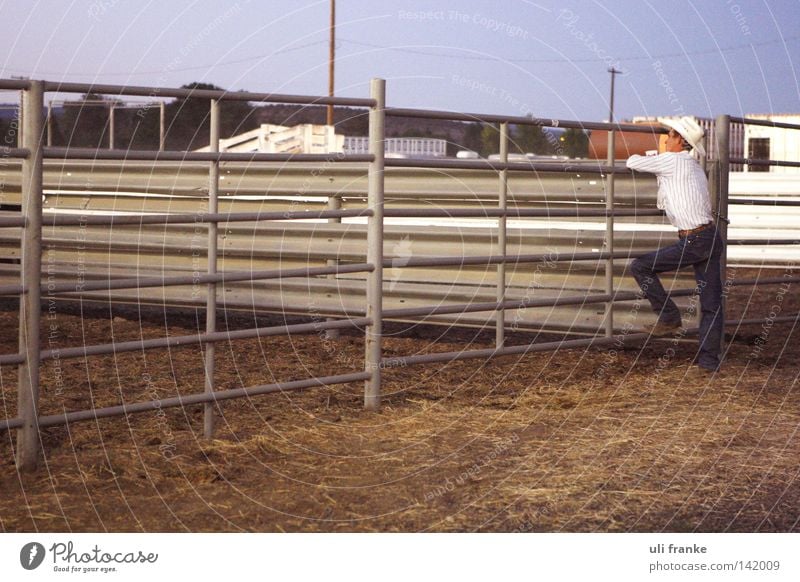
top-left (626, 117), bottom-right (724, 373)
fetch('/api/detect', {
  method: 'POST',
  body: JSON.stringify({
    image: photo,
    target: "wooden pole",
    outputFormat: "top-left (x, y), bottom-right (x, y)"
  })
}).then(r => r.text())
top-left (327, 0), bottom-right (335, 126)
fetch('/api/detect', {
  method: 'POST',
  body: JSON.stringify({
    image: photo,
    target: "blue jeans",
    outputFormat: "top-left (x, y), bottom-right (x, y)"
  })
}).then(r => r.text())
top-left (630, 226), bottom-right (725, 371)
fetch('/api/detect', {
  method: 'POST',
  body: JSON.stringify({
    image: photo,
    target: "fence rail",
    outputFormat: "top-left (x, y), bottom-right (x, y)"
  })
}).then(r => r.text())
top-left (1, 78), bottom-right (798, 473)
top-left (0, 159), bottom-right (652, 203)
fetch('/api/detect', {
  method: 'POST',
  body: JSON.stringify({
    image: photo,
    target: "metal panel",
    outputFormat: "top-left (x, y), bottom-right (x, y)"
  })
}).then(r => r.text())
top-left (0, 160), bottom-right (652, 205)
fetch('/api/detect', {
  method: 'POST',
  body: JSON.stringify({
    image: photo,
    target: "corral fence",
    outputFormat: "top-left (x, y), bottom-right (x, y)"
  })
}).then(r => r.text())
top-left (1, 78), bottom-right (799, 472)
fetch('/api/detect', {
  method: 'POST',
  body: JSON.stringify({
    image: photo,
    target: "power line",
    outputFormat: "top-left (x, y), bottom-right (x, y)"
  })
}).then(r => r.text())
top-left (338, 34), bottom-right (800, 64)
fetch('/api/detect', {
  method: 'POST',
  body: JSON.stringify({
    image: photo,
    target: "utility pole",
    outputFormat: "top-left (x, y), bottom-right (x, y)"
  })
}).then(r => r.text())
top-left (327, 0), bottom-right (336, 126)
top-left (606, 67), bottom-right (621, 161)
top-left (607, 68), bottom-right (620, 129)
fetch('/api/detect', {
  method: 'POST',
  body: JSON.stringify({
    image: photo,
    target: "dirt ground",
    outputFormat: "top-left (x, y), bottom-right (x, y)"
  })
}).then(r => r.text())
top-left (1, 266), bottom-right (799, 532)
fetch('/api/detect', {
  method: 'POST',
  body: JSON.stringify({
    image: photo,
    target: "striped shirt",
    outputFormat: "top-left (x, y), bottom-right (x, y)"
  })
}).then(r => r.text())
top-left (626, 152), bottom-right (713, 230)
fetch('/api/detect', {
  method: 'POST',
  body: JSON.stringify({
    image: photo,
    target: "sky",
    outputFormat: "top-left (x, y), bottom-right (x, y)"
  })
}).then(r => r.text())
top-left (1, 0), bottom-right (799, 122)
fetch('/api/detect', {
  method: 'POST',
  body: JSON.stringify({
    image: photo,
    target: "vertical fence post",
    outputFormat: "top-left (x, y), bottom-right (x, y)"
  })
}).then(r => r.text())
top-left (496, 122), bottom-right (508, 348)
top-left (714, 115), bottom-right (730, 268)
top-left (604, 128), bottom-right (616, 337)
top-left (108, 103), bottom-right (115, 150)
top-left (325, 194), bottom-right (342, 341)
top-left (46, 103), bottom-right (53, 147)
top-left (604, 69), bottom-right (619, 338)
top-left (204, 98), bottom-right (220, 438)
top-left (16, 80), bottom-right (44, 471)
top-left (704, 158), bottom-right (719, 332)
top-left (18, 90), bottom-right (24, 145)
top-left (714, 115), bottom-right (730, 358)
top-left (364, 78), bottom-right (385, 411)
top-left (159, 102), bottom-right (166, 152)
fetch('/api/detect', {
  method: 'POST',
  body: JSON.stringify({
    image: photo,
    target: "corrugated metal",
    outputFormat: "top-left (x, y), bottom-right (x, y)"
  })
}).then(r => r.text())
top-left (1, 161), bottom-right (795, 333)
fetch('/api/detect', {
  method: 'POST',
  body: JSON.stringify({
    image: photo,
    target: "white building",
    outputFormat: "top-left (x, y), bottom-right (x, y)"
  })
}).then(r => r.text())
top-left (743, 114), bottom-right (800, 174)
top-left (344, 136), bottom-right (447, 158)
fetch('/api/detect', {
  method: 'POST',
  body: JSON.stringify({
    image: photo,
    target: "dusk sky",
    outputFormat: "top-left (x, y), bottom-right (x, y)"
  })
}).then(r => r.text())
top-left (1, 0), bottom-right (799, 122)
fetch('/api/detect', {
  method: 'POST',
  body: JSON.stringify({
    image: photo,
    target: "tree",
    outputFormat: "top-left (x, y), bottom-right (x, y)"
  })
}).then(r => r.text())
top-left (479, 123), bottom-right (500, 157)
top-left (165, 83), bottom-right (215, 151)
top-left (460, 122), bottom-right (483, 154)
top-left (512, 123), bottom-right (553, 155)
top-left (44, 83), bottom-right (263, 151)
top-left (165, 82), bottom-right (258, 151)
top-left (559, 128), bottom-right (589, 158)
top-left (57, 93), bottom-right (121, 148)
top-left (124, 103), bottom-right (162, 150)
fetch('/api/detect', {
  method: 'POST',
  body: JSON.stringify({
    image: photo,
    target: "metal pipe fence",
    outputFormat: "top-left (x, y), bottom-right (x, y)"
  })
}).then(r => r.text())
top-left (374, 95), bottom-right (642, 374)
top-left (40, 318), bottom-right (374, 363)
top-left (0, 148), bottom-right (29, 159)
top-left (43, 147), bottom-right (374, 163)
top-left (384, 106), bottom-right (666, 134)
top-left (713, 113), bottom-right (800, 356)
top-left (43, 209), bottom-right (373, 227)
top-left (0, 372), bottom-right (373, 432)
top-left (2, 78), bottom-right (383, 470)
top-left (1, 77), bottom-right (797, 472)
top-left (45, 98), bottom-right (164, 149)
top-left (383, 156), bottom-right (627, 173)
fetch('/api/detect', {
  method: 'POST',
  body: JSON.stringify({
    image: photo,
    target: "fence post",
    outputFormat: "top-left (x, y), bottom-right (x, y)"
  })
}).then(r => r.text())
top-left (364, 78), bottom-right (385, 411)
top-left (108, 103), bottom-right (115, 150)
top-left (714, 114), bottom-right (731, 358)
top-left (496, 122), bottom-right (508, 348)
top-left (17, 89), bottom-right (24, 145)
top-left (325, 194), bottom-right (342, 341)
top-left (46, 103), bottom-right (53, 147)
top-left (16, 80), bottom-right (44, 471)
top-left (604, 127), bottom-right (616, 337)
top-left (705, 158), bottom-right (719, 332)
top-left (159, 102), bottom-right (166, 151)
top-left (204, 98), bottom-right (220, 438)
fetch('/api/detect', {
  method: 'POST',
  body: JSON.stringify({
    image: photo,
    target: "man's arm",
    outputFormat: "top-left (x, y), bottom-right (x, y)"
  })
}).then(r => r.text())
top-left (626, 153), bottom-right (675, 175)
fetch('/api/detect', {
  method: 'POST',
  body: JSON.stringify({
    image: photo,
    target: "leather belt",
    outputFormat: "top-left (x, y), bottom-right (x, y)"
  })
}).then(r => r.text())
top-left (678, 221), bottom-right (714, 237)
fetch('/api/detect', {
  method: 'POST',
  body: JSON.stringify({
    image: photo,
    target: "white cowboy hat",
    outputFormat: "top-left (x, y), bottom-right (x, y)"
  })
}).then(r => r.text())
top-left (658, 116), bottom-right (706, 157)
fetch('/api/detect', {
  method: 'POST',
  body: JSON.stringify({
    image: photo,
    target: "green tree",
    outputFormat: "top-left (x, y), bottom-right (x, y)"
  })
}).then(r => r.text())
top-left (512, 123), bottom-right (553, 155)
top-left (165, 82), bottom-right (257, 151)
top-left (559, 128), bottom-right (589, 158)
top-left (47, 83), bottom-right (261, 151)
top-left (479, 123), bottom-right (500, 157)
top-left (165, 83), bottom-right (215, 150)
top-left (57, 93), bottom-right (120, 148)
top-left (460, 121), bottom-right (483, 154)
top-left (335, 108), bottom-right (369, 136)
top-left (124, 103), bottom-right (162, 150)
